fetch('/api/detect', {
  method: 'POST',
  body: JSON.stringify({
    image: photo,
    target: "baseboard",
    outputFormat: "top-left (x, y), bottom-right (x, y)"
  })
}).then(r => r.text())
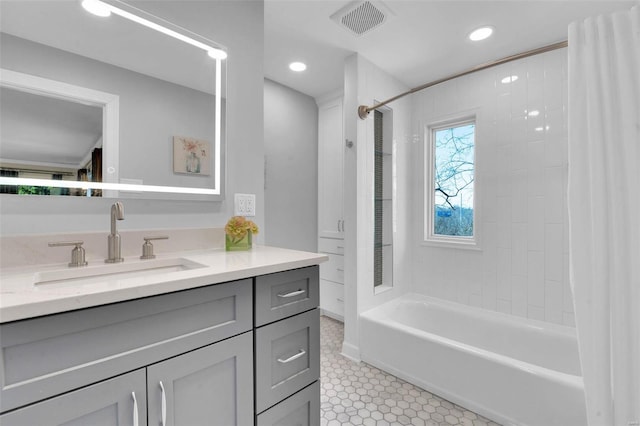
top-left (341, 341), bottom-right (361, 363)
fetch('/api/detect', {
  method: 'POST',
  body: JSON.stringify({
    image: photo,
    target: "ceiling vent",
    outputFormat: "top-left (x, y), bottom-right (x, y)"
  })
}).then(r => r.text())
top-left (330, 1), bottom-right (394, 36)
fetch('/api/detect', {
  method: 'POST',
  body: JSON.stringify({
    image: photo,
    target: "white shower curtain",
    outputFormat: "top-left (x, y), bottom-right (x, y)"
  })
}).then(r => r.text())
top-left (568, 5), bottom-right (640, 426)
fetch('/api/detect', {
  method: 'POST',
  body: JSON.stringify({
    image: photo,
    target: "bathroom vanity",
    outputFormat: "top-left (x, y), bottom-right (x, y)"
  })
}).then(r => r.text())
top-left (0, 245), bottom-right (326, 426)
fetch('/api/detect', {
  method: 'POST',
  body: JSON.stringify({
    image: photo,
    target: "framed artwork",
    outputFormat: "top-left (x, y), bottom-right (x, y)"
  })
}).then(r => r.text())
top-left (173, 136), bottom-right (211, 175)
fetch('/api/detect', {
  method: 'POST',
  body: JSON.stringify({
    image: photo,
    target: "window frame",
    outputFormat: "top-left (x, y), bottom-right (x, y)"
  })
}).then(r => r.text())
top-left (424, 115), bottom-right (479, 249)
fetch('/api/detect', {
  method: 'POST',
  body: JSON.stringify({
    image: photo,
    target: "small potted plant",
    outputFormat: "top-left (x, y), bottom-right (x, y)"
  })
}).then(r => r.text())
top-left (225, 216), bottom-right (259, 251)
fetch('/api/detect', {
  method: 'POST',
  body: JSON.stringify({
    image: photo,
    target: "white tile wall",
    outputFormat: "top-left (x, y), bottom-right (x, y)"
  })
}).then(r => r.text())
top-left (411, 48), bottom-right (575, 326)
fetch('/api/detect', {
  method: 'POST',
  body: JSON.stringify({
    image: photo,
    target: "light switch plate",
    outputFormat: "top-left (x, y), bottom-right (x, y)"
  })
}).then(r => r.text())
top-left (234, 193), bottom-right (256, 216)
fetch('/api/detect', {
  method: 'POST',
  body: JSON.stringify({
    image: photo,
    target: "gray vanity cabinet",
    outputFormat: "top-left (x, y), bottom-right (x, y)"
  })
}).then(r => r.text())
top-left (0, 265), bottom-right (321, 426)
top-left (147, 332), bottom-right (253, 426)
top-left (255, 266), bottom-right (321, 426)
top-left (0, 369), bottom-right (147, 426)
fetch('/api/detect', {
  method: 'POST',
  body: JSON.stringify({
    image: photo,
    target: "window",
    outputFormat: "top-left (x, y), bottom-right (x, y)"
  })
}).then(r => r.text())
top-left (425, 118), bottom-right (476, 246)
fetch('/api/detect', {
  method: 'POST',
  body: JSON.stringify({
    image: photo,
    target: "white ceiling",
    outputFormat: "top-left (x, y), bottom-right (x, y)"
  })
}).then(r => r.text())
top-left (264, 0), bottom-right (638, 100)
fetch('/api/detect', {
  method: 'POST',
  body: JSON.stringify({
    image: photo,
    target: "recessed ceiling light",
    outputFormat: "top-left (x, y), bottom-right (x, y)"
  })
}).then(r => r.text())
top-left (289, 62), bottom-right (307, 72)
top-left (501, 75), bottom-right (519, 84)
top-left (468, 26), bottom-right (493, 41)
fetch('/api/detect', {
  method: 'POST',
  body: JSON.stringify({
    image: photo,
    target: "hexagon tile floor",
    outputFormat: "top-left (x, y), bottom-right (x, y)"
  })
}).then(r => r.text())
top-left (319, 316), bottom-right (502, 426)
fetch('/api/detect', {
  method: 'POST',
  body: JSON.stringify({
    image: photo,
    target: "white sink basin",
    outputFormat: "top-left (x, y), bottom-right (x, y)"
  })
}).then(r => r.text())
top-left (34, 258), bottom-right (207, 286)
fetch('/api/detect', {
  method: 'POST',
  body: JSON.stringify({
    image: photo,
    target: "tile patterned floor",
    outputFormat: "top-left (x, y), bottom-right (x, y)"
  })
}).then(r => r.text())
top-left (320, 316), bottom-right (501, 426)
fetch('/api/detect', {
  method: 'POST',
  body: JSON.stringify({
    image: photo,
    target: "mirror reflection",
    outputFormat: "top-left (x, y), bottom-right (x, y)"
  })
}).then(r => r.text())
top-left (0, 0), bottom-right (226, 200)
top-left (1, 86), bottom-right (104, 196)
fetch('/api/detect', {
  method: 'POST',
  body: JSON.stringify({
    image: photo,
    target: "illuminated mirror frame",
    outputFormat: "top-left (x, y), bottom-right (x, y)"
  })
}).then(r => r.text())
top-left (0, 0), bottom-right (226, 200)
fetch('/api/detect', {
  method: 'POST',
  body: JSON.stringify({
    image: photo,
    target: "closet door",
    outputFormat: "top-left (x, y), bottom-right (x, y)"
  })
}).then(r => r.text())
top-left (318, 96), bottom-right (344, 239)
top-left (147, 332), bottom-right (253, 426)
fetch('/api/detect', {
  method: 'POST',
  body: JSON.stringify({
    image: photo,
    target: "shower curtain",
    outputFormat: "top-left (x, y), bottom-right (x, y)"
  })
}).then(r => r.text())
top-left (568, 5), bottom-right (640, 426)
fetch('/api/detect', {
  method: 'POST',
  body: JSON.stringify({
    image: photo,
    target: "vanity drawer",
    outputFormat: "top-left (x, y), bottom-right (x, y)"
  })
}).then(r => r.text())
top-left (0, 279), bottom-right (252, 413)
top-left (255, 266), bottom-right (319, 327)
top-left (255, 309), bottom-right (320, 413)
top-left (257, 381), bottom-right (320, 426)
top-left (320, 279), bottom-right (344, 320)
top-left (317, 237), bottom-right (344, 255)
top-left (319, 253), bottom-right (344, 284)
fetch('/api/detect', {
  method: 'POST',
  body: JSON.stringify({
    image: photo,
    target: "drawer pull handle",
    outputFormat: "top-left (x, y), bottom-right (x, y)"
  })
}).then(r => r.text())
top-left (337, 298), bottom-right (344, 302)
top-left (159, 381), bottom-right (167, 426)
top-left (277, 289), bottom-right (306, 298)
top-left (337, 268), bottom-right (344, 272)
top-left (277, 349), bottom-right (306, 364)
top-left (336, 246), bottom-right (344, 249)
top-left (131, 392), bottom-right (139, 426)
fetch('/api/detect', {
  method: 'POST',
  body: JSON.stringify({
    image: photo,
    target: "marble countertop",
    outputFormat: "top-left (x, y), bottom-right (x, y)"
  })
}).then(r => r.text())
top-left (0, 245), bottom-right (328, 323)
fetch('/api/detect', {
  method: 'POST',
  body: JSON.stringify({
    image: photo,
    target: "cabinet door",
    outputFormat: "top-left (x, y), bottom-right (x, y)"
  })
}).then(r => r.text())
top-left (0, 369), bottom-right (146, 426)
top-left (318, 96), bottom-right (344, 239)
top-left (147, 332), bottom-right (253, 426)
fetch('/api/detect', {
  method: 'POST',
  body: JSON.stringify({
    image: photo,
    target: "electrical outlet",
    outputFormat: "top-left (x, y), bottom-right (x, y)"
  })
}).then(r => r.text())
top-left (234, 193), bottom-right (256, 217)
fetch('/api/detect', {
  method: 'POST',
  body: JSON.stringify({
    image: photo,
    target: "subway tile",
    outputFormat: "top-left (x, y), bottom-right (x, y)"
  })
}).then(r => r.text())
top-left (496, 92), bottom-right (511, 121)
top-left (545, 108), bottom-right (565, 138)
top-left (544, 280), bottom-right (563, 324)
top-left (512, 191), bottom-right (528, 224)
top-left (527, 78), bottom-right (545, 115)
top-left (469, 293), bottom-right (483, 308)
top-left (497, 248), bottom-right (512, 300)
top-left (544, 73), bottom-right (563, 112)
top-left (563, 312), bottom-right (576, 327)
top-left (482, 280), bottom-right (497, 310)
top-left (511, 224), bottom-right (528, 275)
top-left (527, 250), bottom-right (545, 306)
top-left (497, 222), bottom-right (512, 249)
top-left (497, 299), bottom-right (512, 315)
top-left (527, 55), bottom-right (545, 81)
top-left (495, 117), bottom-right (511, 145)
top-left (527, 196), bottom-right (545, 251)
top-left (528, 305), bottom-right (545, 321)
top-left (544, 166), bottom-right (565, 223)
top-left (545, 224), bottom-right (563, 282)
top-left (527, 142), bottom-right (545, 196)
top-left (496, 195), bottom-right (512, 224)
top-left (511, 275), bottom-right (528, 317)
top-left (510, 65), bottom-right (528, 116)
top-left (545, 136), bottom-right (566, 168)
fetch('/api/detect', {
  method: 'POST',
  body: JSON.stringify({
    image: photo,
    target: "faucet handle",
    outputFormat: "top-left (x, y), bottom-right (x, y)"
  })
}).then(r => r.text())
top-left (48, 241), bottom-right (88, 267)
top-left (140, 236), bottom-right (169, 260)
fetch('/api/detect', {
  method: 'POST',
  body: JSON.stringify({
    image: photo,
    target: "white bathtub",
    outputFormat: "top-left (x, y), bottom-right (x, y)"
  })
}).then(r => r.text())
top-left (359, 294), bottom-right (586, 426)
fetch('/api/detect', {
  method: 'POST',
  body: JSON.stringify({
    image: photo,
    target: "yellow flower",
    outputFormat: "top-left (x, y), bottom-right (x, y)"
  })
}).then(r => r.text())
top-left (225, 216), bottom-right (259, 241)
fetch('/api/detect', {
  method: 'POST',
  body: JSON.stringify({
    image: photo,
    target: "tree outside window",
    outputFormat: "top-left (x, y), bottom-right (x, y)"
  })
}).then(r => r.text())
top-left (432, 122), bottom-right (475, 237)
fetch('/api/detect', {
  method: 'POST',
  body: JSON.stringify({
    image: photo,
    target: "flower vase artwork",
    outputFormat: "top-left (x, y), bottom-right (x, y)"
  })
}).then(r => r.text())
top-left (173, 136), bottom-right (210, 175)
top-left (225, 216), bottom-right (259, 251)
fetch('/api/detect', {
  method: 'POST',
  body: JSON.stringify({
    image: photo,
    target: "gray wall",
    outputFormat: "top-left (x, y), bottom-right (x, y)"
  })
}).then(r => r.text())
top-left (264, 79), bottom-right (318, 252)
top-left (0, 1), bottom-right (264, 237)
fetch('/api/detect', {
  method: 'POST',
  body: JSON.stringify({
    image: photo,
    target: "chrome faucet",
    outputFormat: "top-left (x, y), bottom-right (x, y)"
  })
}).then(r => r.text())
top-left (106, 201), bottom-right (125, 263)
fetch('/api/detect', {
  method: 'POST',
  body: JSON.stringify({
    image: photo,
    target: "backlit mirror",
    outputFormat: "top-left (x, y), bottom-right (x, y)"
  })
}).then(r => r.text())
top-left (0, 0), bottom-right (226, 201)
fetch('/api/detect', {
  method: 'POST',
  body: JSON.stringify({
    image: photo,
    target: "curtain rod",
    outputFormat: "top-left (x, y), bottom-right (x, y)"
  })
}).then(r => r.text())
top-left (358, 40), bottom-right (568, 120)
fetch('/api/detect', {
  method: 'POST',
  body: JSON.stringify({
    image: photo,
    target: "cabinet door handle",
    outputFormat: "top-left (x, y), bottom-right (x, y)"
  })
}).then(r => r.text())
top-left (277, 349), bottom-right (306, 364)
top-left (277, 289), bottom-right (306, 298)
top-left (131, 392), bottom-right (139, 426)
top-left (159, 381), bottom-right (167, 426)
top-left (337, 220), bottom-right (341, 232)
